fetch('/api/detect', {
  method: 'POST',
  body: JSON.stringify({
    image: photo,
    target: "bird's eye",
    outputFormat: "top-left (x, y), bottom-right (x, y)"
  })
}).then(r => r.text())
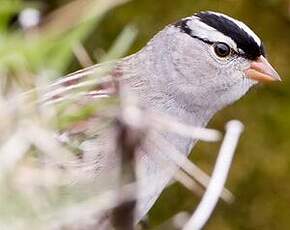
top-left (213, 42), bottom-right (231, 58)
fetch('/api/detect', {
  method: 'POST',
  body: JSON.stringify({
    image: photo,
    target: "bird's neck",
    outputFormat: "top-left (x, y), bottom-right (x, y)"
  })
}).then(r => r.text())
top-left (120, 41), bottom-right (218, 155)
top-left (121, 38), bottom-right (218, 130)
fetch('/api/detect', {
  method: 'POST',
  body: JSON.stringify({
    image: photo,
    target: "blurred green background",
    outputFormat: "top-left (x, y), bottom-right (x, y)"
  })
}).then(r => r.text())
top-left (3, 0), bottom-right (290, 229)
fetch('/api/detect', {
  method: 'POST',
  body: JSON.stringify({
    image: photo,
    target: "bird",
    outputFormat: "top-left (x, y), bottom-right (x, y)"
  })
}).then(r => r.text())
top-left (49, 11), bottom-right (281, 228)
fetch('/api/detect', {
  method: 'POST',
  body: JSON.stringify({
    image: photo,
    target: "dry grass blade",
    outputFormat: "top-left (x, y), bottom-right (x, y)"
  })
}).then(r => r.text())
top-left (150, 130), bottom-right (234, 203)
top-left (39, 0), bottom-right (131, 36)
top-left (24, 123), bottom-right (77, 163)
top-left (49, 61), bottom-right (116, 88)
top-left (73, 42), bottom-right (95, 67)
top-left (173, 170), bottom-right (204, 197)
top-left (41, 75), bottom-right (113, 104)
top-left (183, 121), bottom-right (244, 230)
top-left (111, 120), bottom-right (141, 230)
top-left (0, 129), bottom-right (30, 174)
top-left (100, 25), bottom-right (138, 62)
top-left (152, 212), bottom-right (190, 230)
top-left (149, 111), bottom-right (222, 142)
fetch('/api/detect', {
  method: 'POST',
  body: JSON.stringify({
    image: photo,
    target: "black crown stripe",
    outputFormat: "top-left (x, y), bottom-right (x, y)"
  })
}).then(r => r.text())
top-left (195, 12), bottom-right (265, 60)
top-left (173, 13), bottom-right (266, 60)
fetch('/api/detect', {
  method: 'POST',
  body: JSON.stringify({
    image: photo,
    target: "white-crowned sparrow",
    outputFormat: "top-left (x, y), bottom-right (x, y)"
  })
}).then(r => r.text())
top-left (57, 11), bottom-right (281, 226)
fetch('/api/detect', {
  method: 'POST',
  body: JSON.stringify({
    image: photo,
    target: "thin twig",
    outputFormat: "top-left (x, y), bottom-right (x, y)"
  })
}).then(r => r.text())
top-left (174, 170), bottom-right (204, 197)
top-left (111, 119), bottom-right (142, 230)
top-left (150, 130), bottom-right (234, 203)
top-left (73, 42), bottom-right (95, 67)
top-left (41, 76), bottom-right (112, 103)
top-left (149, 111), bottom-right (222, 142)
top-left (111, 79), bottom-right (145, 230)
top-left (183, 120), bottom-right (244, 230)
top-left (0, 129), bottom-right (30, 174)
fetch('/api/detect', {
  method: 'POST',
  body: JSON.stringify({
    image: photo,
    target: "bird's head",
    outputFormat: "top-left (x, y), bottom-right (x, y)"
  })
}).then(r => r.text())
top-left (157, 11), bottom-right (282, 112)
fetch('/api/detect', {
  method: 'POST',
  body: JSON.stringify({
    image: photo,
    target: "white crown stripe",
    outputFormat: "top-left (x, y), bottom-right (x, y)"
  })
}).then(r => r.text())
top-left (186, 16), bottom-right (239, 52)
top-left (207, 12), bottom-right (261, 46)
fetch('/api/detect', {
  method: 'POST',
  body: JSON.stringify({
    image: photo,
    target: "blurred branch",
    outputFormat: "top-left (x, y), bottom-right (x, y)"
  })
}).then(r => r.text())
top-left (100, 25), bottom-right (138, 62)
top-left (183, 121), bottom-right (244, 230)
top-left (73, 42), bottom-right (94, 67)
top-left (149, 130), bottom-right (233, 203)
top-left (0, 128), bottom-right (30, 174)
top-left (152, 212), bottom-right (190, 230)
top-left (148, 111), bottom-right (222, 142)
top-left (173, 170), bottom-right (204, 197)
top-left (111, 74), bottom-right (145, 230)
top-left (39, 0), bottom-right (130, 36)
top-left (111, 119), bottom-right (143, 230)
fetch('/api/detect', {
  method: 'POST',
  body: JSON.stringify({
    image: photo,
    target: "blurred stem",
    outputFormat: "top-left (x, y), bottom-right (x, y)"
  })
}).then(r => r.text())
top-left (100, 24), bottom-right (138, 62)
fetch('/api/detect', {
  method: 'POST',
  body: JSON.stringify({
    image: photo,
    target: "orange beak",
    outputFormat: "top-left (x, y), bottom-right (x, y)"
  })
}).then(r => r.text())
top-left (245, 56), bottom-right (281, 82)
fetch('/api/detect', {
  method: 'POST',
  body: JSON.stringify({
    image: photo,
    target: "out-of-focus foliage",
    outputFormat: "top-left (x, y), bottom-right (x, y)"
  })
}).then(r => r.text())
top-left (0, 0), bottom-right (131, 86)
top-left (0, 0), bottom-right (138, 229)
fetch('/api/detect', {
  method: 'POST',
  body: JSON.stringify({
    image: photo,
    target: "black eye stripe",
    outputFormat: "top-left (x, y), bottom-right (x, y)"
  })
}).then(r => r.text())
top-left (195, 12), bottom-right (265, 60)
top-left (173, 14), bottom-right (266, 61)
top-left (174, 20), bottom-right (237, 56)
